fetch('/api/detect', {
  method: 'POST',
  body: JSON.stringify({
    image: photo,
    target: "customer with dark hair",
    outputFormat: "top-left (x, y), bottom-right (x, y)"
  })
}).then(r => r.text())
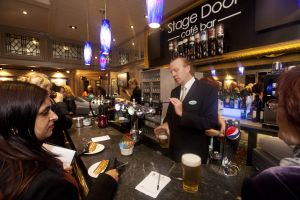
top-left (18, 72), bottom-right (72, 146)
top-left (242, 66), bottom-right (300, 199)
top-left (128, 78), bottom-right (141, 104)
top-left (0, 81), bottom-right (119, 200)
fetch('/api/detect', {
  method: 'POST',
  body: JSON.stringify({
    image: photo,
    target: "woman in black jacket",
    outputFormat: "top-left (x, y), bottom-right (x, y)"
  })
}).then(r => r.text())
top-left (0, 81), bottom-right (118, 200)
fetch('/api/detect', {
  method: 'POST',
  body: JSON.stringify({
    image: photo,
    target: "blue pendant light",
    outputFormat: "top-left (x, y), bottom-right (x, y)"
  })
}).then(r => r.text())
top-left (100, 19), bottom-right (111, 55)
top-left (84, 1), bottom-right (92, 65)
top-left (84, 41), bottom-right (92, 65)
top-left (100, 0), bottom-right (111, 55)
top-left (100, 53), bottom-right (107, 71)
top-left (146, 0), bottom-right (164, 29)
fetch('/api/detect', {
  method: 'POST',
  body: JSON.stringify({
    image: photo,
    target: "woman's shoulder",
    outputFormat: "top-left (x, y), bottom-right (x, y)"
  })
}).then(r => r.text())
top-left (20, 169), bottom-right (78, 200)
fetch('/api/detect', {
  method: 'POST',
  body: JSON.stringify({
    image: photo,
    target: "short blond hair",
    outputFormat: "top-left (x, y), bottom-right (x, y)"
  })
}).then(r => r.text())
top-left (18, 72), bottom-right (51, 90)
top-left (128, 78), bottom-right (138, 86)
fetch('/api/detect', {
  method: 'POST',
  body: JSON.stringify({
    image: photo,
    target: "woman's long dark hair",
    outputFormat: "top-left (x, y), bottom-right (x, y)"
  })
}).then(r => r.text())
top-left (0, 81), bottom-right (63, 199)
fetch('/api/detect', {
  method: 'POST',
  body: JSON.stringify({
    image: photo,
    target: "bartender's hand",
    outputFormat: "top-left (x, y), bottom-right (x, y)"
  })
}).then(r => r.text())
top-left (106, 169), bottom-right (119, 182)
top-left (169, 97), bottom-right (183, 117)
top-left (154, 122), bottom-right (170, 137)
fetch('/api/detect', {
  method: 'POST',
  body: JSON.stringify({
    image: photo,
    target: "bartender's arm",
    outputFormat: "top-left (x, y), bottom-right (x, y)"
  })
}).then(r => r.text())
top-left (154, 122), bottom-right (170, 137)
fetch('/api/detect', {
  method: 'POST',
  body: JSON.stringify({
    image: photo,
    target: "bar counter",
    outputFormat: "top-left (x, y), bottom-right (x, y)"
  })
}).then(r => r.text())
top-left (67, 123), bottom-right (255, 200)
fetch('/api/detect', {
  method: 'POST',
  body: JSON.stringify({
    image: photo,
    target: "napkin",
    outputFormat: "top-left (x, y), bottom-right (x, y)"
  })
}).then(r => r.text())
top-left (135, 171), bottom-right (171, 198)
top-left (42, 143), bottom-right (76, 168)
top-left (91, 135), bottom-right (111, 142)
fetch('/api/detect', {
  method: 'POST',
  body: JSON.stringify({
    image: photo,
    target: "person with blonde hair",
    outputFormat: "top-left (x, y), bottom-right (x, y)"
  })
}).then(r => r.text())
top-left (128, 78), bottom-right (141, 104)
top-left (61, 85), bottom-right (76, 115)
top-left (18, 72), bottom-right (72, 146)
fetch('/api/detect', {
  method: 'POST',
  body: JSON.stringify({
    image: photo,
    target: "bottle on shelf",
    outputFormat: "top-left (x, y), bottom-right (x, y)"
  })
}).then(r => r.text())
top-left (168, 41), bottom-right (174, 60)
top-left (178, 41), bottom-right (183, 57)
top-left (194, 33), bottom-right (202, 59)
top-left (188, 35), bottom-right (195, 61)
top-left (252, 95), bottom-right (260, 122)
top-left (182, 38), bottom-right (188, 58)
top-left (216, 23), bottom-right (224, 55)
top-left (208, 27), bottom-right (216, 57)
top-left (200, 30), bottom-right (208, 58)
top-left (259, 99), bottom-right (264, 122)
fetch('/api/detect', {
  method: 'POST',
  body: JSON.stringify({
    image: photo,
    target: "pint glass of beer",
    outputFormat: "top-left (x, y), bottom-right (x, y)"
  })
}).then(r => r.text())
top-left (181, 153), bottom-right (201, 193)
top-left (158, 131), bottom-right (169, 148)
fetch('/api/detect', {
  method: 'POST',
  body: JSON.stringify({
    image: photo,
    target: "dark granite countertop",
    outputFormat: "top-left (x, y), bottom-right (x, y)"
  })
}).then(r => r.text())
top-left (68, 124), bottom-right (255, 200)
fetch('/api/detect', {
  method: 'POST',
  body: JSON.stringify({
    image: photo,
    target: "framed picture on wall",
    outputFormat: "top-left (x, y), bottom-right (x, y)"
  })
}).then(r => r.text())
top-left (111, 78), bottom-right (118, 95)
top-left (117, 72), bottom-right (129, 88)
top-left (50, 77), bottom-right (68, 86)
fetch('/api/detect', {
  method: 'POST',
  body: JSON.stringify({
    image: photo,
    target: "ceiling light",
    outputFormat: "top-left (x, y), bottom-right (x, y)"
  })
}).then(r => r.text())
top-left (130, 25), bottom-right (134, 29)
top-left (144, 15), bottom-right (148, 18)
top-left (22, 10), bottom-right (28, 15)
top-left (94, 56), bottom-right (98, 59)
top-left (132, 42), bottom-right (135, 46)
top-left (66, 70), bottom-right (70, 74)
top-left (31, 69), bottom-right (34, 72)
top-left (100, 53), bottom-right (107, 71)
top-left (0, 68), bottom-right (3, 70)
top-left (84, 42), bottom-right (92, 65)
top-left (113, 38), bottom-right (116, 42)
top-left (146, 0), bottom-right (165, 29)
top-left (63, 46), bottom-right (69, 51)
top-left (100, 19), bottom-right (111, 55)
top-left (69, 25), bottom-right (77, 30)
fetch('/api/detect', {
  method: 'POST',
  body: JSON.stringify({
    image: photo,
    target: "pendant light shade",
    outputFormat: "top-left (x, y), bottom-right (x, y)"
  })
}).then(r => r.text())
top-left (146, 0), bottom-right (164, 29)
top-left (100, 19), bottom-right (111, 55)
top-left (99, 53), bottom-right (107, 71)
top-left (84, 41), bottom-right (92, 65)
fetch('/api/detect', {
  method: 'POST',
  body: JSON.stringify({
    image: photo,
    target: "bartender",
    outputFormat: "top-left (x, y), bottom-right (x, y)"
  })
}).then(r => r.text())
top-left (154, 57), bottom-right (219, 163)
top-left (127, 78), bottom-right (141, 104)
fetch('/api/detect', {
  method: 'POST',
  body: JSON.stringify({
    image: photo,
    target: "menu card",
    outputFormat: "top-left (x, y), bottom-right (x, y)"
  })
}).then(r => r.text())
top-left (42, 143), bottom-right (75, 168)
top-left (135, 171), bottom-right (171, 198)
top-left (91, 135), bottom-right (111, 142)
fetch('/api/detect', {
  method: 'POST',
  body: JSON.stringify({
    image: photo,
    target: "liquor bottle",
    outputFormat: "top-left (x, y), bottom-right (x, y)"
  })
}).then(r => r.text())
top-left (173, 40), bottom-right (178, 58)
top-left (188, 35), bottom-right (195, 60)
top-left (208, 27), bottom-right (216, 56)
top-left (141, 96), bottom-right (144, 106)
top-left (168, 41), bottom-right (174, 60)
top-left (200, 30), bottom-right (208, 58)
top-left (216, 23), bottom-right (224, 55)
top-left (182, 38), bottom-right (188, 58)
top-left (259, 99), bottom-right (264, 122)
top-left (252, 95), bottom-right (260, 122)
top-left (178, 41), bottom-right (183, 57)
top-left (194, 33), bottom-right (202, 59)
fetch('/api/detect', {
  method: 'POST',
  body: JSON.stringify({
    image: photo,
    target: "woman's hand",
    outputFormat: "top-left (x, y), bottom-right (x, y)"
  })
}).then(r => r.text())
top-left (106, 169), bottom-right (119, 182)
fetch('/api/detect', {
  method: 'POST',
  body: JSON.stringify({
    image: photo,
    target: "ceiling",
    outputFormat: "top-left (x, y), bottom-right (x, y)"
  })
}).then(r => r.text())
top-left (0, 0), bottom-right (194, 64)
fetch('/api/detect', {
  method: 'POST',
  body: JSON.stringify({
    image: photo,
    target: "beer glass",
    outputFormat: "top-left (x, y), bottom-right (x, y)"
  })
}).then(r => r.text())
top-left (158, 131), bottom-right (169, 148)
top-left (181, 153), bottom-right (201, 193)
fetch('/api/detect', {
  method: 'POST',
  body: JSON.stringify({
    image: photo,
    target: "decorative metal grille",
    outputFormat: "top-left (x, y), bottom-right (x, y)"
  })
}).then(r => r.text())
top-left (5, 33), bottom-right (40, 56)
top-left (119, 52), bottom-right (129, 65)
top-left (52, 42), bottom-right (83, 60)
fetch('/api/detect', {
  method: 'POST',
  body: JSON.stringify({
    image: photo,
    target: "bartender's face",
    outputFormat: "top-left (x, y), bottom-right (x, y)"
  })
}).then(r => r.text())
top-left (169, 58), bottom-right (191, 85)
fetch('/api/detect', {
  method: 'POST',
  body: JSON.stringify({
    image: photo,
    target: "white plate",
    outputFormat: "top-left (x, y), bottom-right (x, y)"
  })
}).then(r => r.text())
top-left (88, 161), bottom-right (109, 178)
top-left (84, 144), bottom-right (105, 155)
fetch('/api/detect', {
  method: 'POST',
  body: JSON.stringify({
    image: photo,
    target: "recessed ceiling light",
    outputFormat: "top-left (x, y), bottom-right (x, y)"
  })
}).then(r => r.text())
top-left (130, 25), bottom-right (134, 29)
top-left (144, 15), bottom-right (148, 18)
top-left (94, 56), bottom-right (98, 59)
top-left (22, 10), bottom-right (28, 15)
top-left (132, 42), bottom-right (135, 46)
top-left (66, 70), bottom-right (70, 74)
top-left (31, 69), bottom-right (34, 72)
top-left (113, 38), bottom-right (116, 42)
top-left (69, 25), bottom-right (77, 30)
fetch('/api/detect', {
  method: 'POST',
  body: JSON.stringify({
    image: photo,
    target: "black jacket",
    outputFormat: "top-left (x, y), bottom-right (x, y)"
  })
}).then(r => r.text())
top-left (18, 169), bottom-right (118, 200)
top-left (164, 79), bottom-right (219, 163)
top-left (130, 87), bottom-right (141, 104)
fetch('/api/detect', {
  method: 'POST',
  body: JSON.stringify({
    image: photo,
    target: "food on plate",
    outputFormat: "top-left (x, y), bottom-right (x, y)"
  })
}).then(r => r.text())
top-left (93, 160), bottom-right (109, 175)
top-left (88, 142), bottom-right (97, 152)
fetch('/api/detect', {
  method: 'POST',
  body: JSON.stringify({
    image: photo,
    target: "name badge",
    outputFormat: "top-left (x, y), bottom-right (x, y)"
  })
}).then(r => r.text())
top-left (189, 100), bottom-right (197, 105)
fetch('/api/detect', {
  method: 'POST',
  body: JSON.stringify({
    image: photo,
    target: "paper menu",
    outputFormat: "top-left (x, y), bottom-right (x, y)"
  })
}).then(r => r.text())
top-left (91, 135), bottom-right (111, 142)
top-left (135, 171), bottom-right (171, 198)
top-left (42, 143), bottom-right (75, 168)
